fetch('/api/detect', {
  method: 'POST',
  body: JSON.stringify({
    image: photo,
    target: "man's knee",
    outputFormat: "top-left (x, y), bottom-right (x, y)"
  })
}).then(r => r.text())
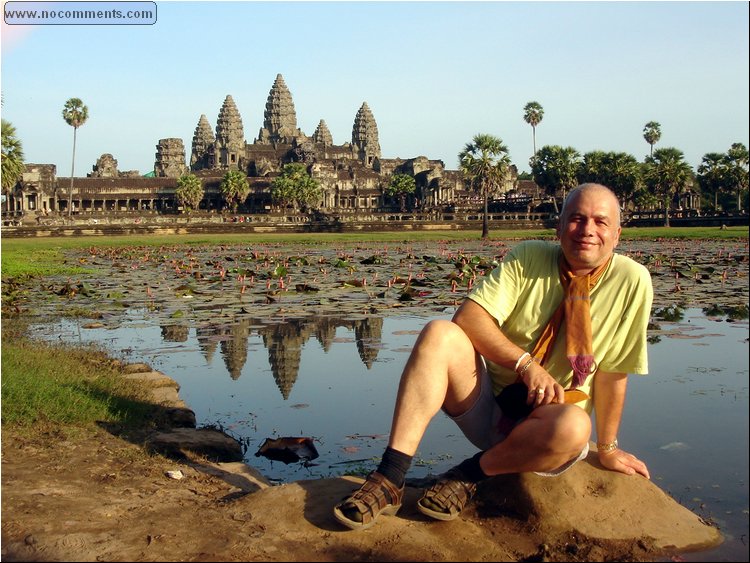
top-left (415, 319), bottom-right (470, 353)
top-left (534, 404), bottom-right (591, 453)
top-left (554, 405), bottom-right (591, 451)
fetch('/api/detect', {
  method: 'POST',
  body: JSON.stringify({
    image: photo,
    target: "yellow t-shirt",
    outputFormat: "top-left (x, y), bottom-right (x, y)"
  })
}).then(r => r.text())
top-left (467, 240), bottom-right (653, 413)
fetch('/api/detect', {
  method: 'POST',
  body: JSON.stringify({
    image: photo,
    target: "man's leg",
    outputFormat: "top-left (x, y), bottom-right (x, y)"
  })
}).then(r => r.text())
top-left (334, 319), bottom-right (481, 530)
top-left (418, 403), bottom-right (592, 520)
top-left (479, 403), bottom-right (592, 475)
top-left (388, 319), bottom-right (484, 456)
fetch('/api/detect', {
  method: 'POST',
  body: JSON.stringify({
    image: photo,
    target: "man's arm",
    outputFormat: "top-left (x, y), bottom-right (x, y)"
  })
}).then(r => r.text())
top-left (593, 370), bottom-right (650, 478)
top-left (452, 299), bottom-right (565, 405)
top-left (452, 299), bottom-right (523, 369)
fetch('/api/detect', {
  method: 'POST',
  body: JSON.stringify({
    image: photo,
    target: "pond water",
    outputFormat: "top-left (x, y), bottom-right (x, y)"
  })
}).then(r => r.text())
top-left (29, 306), bottom-right (748, 562)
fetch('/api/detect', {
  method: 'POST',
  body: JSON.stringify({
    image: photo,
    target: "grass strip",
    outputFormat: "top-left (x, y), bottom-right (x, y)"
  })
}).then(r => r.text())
top-left (1, 331), bottom-right (157, 435)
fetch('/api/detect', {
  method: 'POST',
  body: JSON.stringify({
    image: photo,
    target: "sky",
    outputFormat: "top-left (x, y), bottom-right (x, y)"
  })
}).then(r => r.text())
top-left (1, 1), bottom-right (748, 177)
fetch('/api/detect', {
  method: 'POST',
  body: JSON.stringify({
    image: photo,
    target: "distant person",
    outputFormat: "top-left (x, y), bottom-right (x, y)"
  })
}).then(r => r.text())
top-left (334, 183), bottom-right (653, 530)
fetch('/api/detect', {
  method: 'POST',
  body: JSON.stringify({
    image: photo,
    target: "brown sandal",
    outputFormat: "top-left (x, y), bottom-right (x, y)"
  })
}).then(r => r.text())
top-left (333, 471), bottom-right (404, 530)
top-left (417, 468), bottom-right (477, 521)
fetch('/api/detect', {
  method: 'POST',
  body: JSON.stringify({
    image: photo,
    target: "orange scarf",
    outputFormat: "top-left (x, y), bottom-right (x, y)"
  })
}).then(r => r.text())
top-left (530, 253), bottom-right (613, 388)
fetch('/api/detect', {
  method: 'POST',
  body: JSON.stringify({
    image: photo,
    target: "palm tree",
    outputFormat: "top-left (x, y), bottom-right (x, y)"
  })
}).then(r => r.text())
top-left (270, 163), bottom-right (322, 212)
top-left (644, 147), bottom-right (693, 227)
top-left (697, 152), bottom-right (729, 211)
top-left (62, 98), bottom-right (89, 217)
top-left (643, 121), bottom-right (661, 157)
top-left (725, 142), bottom-right (748, 212)
top-left (458, 133), bottom-right (511, 238)
top-left (175, 174), bottom-right (205, 212)
top-left (523, 101), bottom-right (544, 162)
top-left (1, 119), bottom-right (25, 213)
top-left (220, 169), bottom-right (250, 212)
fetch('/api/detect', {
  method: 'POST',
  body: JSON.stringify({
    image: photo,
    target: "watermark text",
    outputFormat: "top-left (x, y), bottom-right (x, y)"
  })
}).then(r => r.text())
top-left (4, 1), bottom-right (157, 25)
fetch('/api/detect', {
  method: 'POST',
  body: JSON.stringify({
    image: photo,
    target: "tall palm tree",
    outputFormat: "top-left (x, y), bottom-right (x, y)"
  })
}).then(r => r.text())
top-left (697, 152), bottom-right (729, 211)
top-left (523, 101), bottom-right (544, 162)
top-left (2, 119), bottom-right (25, 213)
top-left (643, 121), bottom-right (661, 157)
top-left (62, 97), bottom-right (89, 217)
top-left (644, 147), bottom-right (692, 227)
top-left (726, 142), bottom-right (748, 212)
top-left (458, 133), bottom-right (511, 238)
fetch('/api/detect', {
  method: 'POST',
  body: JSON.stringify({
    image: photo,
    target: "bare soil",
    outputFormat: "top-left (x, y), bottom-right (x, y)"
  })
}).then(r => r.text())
top-left (2, 423), bottom-right (719, 562)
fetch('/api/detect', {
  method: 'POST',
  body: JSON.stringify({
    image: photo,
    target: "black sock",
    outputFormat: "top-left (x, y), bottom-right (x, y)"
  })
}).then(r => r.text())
top-left (376, 447), bottom-right (413, 488)
top-left (455, 450), bottom-right (489, 483)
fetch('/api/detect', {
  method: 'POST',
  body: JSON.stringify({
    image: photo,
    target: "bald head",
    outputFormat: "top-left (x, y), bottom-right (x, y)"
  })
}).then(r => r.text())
top-left (560, 183), bottom-right (621, 227)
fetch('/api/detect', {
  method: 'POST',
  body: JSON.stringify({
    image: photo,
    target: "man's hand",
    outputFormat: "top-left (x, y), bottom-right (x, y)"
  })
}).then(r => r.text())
top-left (522, 361), bottom-right (565, 406)
top-left (598, 448), bottom-right (650, 479)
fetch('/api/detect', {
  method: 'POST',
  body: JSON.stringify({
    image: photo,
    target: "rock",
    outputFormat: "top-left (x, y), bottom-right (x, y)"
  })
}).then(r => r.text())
top-left (122, 370), bottom-right (180, 390)
top-left (145, 428), bottom-right (244, 462)
top-left (122, 362), bottom-right (154, 374)
top-left (163, 406), bottom-right (197, 428)
top-left (228, 456), bottom-right (722, 561)
top-left (475, 451), bottom-right (722, 553)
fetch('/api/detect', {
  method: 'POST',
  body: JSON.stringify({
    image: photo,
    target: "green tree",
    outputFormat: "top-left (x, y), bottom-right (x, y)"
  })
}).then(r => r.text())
top-left (270, 163), bottom-right (322, 211)
top-left (220, 169), bottom-right (250, 212)
top-left (644, 147), bottom-right (693, 226)
top-left (579, 151), bottom-right (642, 210)
top-left (530, 145), bottom-right (582, 212)
top-left (175, 174), bottom-right (204, 212)
top-left (1, 119), bottom-right (24, 213)
top-left (62, 97), bottom-right (89, 217)
top-left (523, 101), bottom-right (544, 161)
top-left (458, 133), bottom-right (511, 238)
top-left (725, 142), bottom-right (748, 212)
top-left (696, 152), bottom-right (729, 211)
top-left (384, 173), bottom-right (416, 212)
top-left (643, 121), bottom-right (661, 157)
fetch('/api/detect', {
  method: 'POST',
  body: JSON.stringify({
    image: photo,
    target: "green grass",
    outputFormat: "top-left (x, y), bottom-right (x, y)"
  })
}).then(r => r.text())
top-left (1, 331), bottom-right (157, 434)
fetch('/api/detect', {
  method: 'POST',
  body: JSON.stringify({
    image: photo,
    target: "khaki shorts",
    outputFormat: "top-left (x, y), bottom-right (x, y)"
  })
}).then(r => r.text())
top-left (447, 361), bottom-right (589, 476)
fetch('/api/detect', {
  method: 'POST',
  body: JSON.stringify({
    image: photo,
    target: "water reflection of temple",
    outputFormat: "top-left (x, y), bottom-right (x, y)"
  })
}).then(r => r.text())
top-left (161, 323), bottom-right (189, 342)
top-left (182, 315), bottom-right (385, 398)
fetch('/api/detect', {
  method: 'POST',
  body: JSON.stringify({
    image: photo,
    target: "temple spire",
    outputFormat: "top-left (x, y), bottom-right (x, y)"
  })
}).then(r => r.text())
top-left (191, 114), bottom-right (215, 170)
top-left (258, 74), bottom-right (304, 144)
top-left (215, 95), bottom-right (244, 169)
top-left (312, 119), bottom-right (333, 146)
top-left (352, 102), bottom-right (381, 167)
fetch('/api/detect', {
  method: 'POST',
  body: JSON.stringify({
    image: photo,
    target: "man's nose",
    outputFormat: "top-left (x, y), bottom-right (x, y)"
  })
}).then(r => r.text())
top-left (581, 219), bottom-right (596, 235)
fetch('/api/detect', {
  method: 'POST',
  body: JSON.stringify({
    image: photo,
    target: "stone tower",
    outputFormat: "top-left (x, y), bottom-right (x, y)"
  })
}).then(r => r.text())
top-left (89, 153), bottom-right (119, 178)
top-left (257, 74), bottom-right (304, 144)
top-left (214, 95), bottom-right (245, 169)
top-left (312, 119), bottom-right (333, 146)
top-left (191, 114), bottom-right (215, 171)
top-left (352, 102), bottom-right (381, 168)
top-left (154, 138), bottom-right (188, 178)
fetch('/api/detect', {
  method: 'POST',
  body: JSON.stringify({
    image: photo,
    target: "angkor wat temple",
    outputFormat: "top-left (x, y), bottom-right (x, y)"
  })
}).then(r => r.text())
top-left (7, 74), bottom-right (521, 219)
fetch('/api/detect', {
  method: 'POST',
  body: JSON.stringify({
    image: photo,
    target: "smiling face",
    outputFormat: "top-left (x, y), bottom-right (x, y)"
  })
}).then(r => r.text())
top-left (556, 184), bottom-right (622, 276)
